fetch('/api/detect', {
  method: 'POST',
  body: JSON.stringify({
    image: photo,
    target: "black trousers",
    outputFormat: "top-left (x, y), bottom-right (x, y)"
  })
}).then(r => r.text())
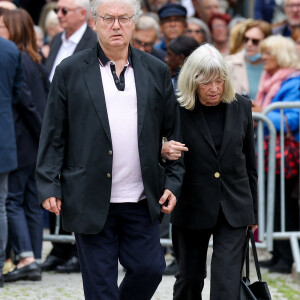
top-left (172, 208), bottom-right (247, 300)
top-left (75, 200), bottom-right (165, 300)
top-left (273, 176), bottom-right (299, 266)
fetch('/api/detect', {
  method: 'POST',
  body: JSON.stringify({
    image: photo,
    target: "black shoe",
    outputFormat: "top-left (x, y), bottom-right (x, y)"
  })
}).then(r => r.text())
top-left (0, 274), bottom-right (3, 288)
top-left (269, 260), bottom-right (292, 274)
top-left (163, 259), bottom-right (179, 276)
top-left (41, 255), bottom-right (65, 271)
top-left (55, 256), bottom-right (80, 273)
top-left (258, 257), bottom-right (278, 268)
top-left (3, 262), bottom-right (41, 282)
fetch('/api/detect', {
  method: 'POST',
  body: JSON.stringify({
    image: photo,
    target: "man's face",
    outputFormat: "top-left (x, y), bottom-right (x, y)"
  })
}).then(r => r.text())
top-left (160, 16), bottom-right (186, 42)
top-left (192, 0), bottom-right (220, 23)
top-left (56, 0), bottom-right (86, 35)
top-left (285, 0), bottom-right (300, 27)
top-left (92, 2), bottom-right (135, 51)
top-left (131, 28), bottom-right (156, 53)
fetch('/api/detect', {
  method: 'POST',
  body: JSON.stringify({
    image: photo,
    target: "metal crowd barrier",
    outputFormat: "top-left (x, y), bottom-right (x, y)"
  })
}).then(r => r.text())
top-left (262, 102), bottom-right (300, 273)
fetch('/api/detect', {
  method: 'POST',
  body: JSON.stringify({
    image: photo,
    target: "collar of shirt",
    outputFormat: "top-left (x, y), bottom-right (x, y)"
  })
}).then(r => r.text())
top-left (96, 42), bottom-right (133, 68)
top-left (61, 22), bottom-right (88, 45)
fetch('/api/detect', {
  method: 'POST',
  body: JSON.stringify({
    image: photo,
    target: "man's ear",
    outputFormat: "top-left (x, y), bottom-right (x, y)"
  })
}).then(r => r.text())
top-left (90, 17), bottom-right (97, 31)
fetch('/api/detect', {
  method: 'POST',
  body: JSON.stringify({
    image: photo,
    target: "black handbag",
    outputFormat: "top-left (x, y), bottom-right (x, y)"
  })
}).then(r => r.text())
top-left (240, 228), bottom-right (272, 300)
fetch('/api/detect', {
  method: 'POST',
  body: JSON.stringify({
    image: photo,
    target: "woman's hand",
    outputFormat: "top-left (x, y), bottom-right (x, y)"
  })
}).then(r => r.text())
top-left (247, 224), bottom-right (258, 232)
top-left (161, 140), bottom-right (188, 160)
top-left (251, 101), bottom-right (263, 113)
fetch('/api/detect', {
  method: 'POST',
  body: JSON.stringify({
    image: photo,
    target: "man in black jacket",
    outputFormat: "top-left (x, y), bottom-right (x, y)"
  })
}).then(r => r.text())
top-left (36, 0), bottom-right (184, 298)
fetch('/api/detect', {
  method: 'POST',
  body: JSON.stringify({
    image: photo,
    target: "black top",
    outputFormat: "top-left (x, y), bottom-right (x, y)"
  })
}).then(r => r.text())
top-left (197, 101), bottom-right (226, 156)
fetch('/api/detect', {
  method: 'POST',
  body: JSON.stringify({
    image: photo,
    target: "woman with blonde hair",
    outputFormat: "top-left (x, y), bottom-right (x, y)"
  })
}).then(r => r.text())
top-left (226, 19), bottom-right (272, 100)
top-left (253, 35), bottom-right (300, 274)
top-left (162, 44), bottom-right (258, 299)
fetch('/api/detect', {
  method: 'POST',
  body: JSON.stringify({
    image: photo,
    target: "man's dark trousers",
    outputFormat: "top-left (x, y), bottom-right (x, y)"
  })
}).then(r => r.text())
top-left (75, 199), bottom-right (166, 300)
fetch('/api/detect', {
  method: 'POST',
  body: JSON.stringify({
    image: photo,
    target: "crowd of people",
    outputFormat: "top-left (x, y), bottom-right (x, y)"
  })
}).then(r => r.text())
top-left (0, 0), bottom-right (300, 299)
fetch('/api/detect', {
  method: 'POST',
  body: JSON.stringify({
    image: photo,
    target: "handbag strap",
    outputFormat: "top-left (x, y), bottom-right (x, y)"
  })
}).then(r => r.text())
top-left (247, 228), bottom-right (263, 282)
top-left (284, 115), bottom-right (292, 138)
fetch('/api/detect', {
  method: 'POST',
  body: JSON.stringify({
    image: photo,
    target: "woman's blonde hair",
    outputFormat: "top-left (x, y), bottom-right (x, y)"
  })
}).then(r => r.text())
top-left (177, 43), bottom-right (236, 110)
top-left (259, 35), bottom-right (300, 69)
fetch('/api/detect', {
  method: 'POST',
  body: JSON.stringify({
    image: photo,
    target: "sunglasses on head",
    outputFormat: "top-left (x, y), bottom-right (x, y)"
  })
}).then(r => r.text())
top-left (243, 36), bottom-right (261, 46)
top-left (53, 7), bottom-right (77, 16)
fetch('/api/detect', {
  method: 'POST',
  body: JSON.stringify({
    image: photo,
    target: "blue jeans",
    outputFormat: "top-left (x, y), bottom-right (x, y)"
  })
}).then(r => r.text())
top-left (6, 164), bottom-right (43, 260)
top-left (0, 172), bottom-right (8, 270)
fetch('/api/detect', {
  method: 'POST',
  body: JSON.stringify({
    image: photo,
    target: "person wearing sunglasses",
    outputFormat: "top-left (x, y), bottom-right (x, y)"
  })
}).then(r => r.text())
top-left (185, 17), bottom-right (212, 45)
top-left (41, 0), bottom-right (97, 275)
top-left (226, 19), bottom-right (272, 100)
top-left (46, 0), bottom-right (97, 82)
top-left (131, 14), bottom-right (166, 62)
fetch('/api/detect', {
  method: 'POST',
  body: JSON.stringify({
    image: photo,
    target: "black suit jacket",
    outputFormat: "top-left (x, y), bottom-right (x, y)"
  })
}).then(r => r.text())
top-left (36, 43), bottom-right (185, 234)
top-left (13, 52), bottom-right (49, 169)
top-left (46, 25), bottom-right (98, 74)
top-left (171, 94), bottom-right (257, 230)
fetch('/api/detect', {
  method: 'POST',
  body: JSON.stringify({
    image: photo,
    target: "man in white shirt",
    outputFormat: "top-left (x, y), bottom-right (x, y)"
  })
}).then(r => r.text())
top-left (46, 0), bottom-right (97, 81)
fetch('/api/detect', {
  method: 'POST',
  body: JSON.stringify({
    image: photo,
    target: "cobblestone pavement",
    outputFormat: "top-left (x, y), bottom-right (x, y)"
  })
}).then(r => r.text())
top-left (0, 242), bottom-right (298, 299)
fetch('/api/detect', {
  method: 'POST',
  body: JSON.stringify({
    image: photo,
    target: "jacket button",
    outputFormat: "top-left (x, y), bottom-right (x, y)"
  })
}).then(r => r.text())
top-left (107, 173), bottom-right (111, 178)
top-left (214, 172), bottom-right (220, 178)
top-left (108, 150), bottom-right (113, 155)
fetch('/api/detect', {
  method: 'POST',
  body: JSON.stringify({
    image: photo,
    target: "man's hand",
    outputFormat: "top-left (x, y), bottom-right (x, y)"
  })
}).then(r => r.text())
top-left (161, 140), bottom-right (188, 160)
top-left (42, 197), bottom-right (61, 216)
top-left (159, 189), bottom-right (177, 214)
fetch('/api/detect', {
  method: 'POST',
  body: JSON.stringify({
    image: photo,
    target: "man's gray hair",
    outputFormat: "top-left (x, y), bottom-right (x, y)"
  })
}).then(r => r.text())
top-left (135, 14), bottom-right (160, 37)
top-left (90, 0), bottom-right (141, 22)
top-left (177, 44), bottom-right (236, 110)
top-left (74, 0), bottom-right (90, 10)
top-left (187, 17), bottom-right (212, 43)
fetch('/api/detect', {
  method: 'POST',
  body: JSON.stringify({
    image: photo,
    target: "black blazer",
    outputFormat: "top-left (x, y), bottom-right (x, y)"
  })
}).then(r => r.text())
top-left (13, 52), bottom-right (49, 169)
top-left (36, 43), bottom-right (185, 234)
top-left (46, 25), bottom-right (98, 74)
top-left (171, 94), bottom-right (257, 230)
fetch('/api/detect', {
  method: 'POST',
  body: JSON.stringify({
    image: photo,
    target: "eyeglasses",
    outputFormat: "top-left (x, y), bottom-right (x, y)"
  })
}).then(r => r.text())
top-left (212, 24), bottom-right (227, 29)
top-left (243, 36), bottom-right (261, 46)
top-left (187, 29), bottom-right (204, 35)
top-left (285, 4), bottom-right (300, 9)
top-left (53, 7), bottom-right (78, 16)
top-left (132, 38), bottom-right (154, 49)
top-left (98, 15), bottom-right (134, 26)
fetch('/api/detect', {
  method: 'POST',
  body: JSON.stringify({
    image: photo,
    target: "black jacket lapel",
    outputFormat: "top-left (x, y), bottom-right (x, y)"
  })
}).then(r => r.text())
top-left (219, 100), bottom-right (238, 159)
top-left (131, 48), bottom-right (149, 138)
top-left (82, 45), bottom-right (111, 143)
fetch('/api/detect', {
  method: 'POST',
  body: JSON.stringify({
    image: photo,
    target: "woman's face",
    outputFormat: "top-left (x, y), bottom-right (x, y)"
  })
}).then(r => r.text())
top-left (211, 18), bottom-right (227, 43)
top-left (165, 48), bottom-right (183, 75)
top-left (197, 79), bottom-right (224, 106)
top-left (0, 16), bottom-right (9, 39)
top-left (243, 27), bottom-right (264, 57)
top-left (261, 49), bottom-right (280, 75)
top-left (186, 23), bottom-right (205, 44)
